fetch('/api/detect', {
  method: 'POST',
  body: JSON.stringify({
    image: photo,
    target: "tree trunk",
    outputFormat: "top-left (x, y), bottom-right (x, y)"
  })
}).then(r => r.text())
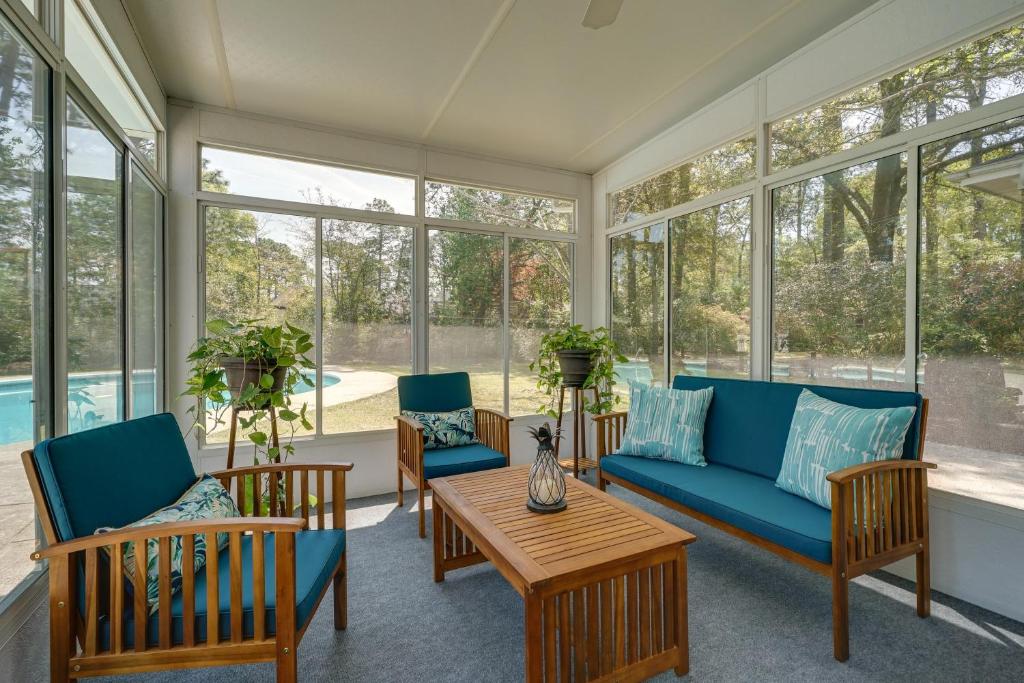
top-left (822, 181), bottom-right (846, 263)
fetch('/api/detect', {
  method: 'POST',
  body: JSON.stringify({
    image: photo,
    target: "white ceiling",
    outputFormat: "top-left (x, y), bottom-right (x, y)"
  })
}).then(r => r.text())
top-left (125, 0), bottom-right (875, 173)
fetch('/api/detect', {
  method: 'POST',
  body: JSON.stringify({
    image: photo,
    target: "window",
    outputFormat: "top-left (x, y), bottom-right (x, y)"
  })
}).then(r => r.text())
top-left (202, 207), bottom-right (316, 439)
top-left (670, 197), bottom-right (752, 380)
top-left (771, 22), bottom-right (1024, 171)
top-left (66, 95), bottom-right (124, 433)
top-left (609, 223), bottom-right (666, 400)
top-left (321, 220), bottom-right (413, 433)
top-left (129, 164), bottom-right (161, 418)
top-left (919, 118), bottom-right (1024, 506)
top-left (610, 137), bottom-right (756, 226)
top-left (202, 146), bottom-right (416, 215)
top-left (65, 0), bottom-right (157, 166)
top-left (509, 238), bottom-right (573, 416)
top-left (426, 181), bottom-right (575, 232)
top-left (0, 14), bottom-right (49, 602)
top-left (427, 229), bottom-right (504, 410)
top-left (771, 154), bottom-right (908, 388)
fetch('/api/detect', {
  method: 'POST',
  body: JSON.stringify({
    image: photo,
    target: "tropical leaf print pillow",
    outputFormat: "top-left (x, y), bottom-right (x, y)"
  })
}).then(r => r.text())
top-left (402, 407), bottom-right (479, 450)
top-left (96, 473), bottom-right (241, 613)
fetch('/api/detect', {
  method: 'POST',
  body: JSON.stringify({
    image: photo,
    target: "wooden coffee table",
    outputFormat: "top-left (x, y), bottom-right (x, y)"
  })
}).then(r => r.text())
top-left (431, 466), bottom-right (696, 682)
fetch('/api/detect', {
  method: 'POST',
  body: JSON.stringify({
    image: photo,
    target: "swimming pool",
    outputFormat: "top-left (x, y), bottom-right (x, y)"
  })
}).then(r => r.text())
top-left (0, 369), bottom-right (336, 446)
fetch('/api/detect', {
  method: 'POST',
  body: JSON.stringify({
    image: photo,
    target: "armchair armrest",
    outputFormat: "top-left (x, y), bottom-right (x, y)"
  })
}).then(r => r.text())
top-left (593, 411), bottom-right (628, 459)
top-left (475, 408), bottom-right (513, 459)
top-left (828, 459), bottom-right (937, 577)
top-left (210, 462), bottom-right (353, 531)
top-left (396, 414), bottom-right (425, 479)
top-left (33, 516), bottom-right (306, 654)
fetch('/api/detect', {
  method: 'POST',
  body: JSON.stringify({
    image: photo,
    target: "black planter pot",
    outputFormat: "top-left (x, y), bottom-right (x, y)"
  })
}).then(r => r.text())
top-left (557, 349), bottom-right (595, 388)
top-left (220, 356), bottom-right (286, 403)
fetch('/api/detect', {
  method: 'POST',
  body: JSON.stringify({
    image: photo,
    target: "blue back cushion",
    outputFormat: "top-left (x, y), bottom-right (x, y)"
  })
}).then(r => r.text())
top-left (397, 372), bottom-right (473, 413)
top-left (33, 413), bottom-right (197, 541)
top-left (670, 376), bottom-right (924, 480)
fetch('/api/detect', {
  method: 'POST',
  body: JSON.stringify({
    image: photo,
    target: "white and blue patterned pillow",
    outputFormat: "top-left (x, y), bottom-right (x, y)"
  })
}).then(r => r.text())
top-left (615, 382), bottom-right (713, 466)
top-left (402, 407), bottom-right (479, 450)
top-left (776, 389), bottom-right (916, 509)
top-left (97, 474), bottom-right (240, 613)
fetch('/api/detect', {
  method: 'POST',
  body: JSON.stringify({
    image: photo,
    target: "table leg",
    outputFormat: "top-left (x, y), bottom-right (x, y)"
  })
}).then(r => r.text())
top-left (433, 497), bottom-right (444, 583)
top-left (525, 591), bottom-right (543, 683)
top-left (674, 548), bottom-right (689, 676)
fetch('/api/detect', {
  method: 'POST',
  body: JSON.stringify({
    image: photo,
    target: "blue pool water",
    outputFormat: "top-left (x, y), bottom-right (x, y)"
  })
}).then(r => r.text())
top-left (0, 369), bottom-right (335, 446)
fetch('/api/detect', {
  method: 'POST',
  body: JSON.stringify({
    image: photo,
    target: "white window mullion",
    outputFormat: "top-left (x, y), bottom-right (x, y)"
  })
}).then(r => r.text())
top-left (314, 216), bottom-right (324, 435)
top-left (904, 146), bottom-right (920, 391)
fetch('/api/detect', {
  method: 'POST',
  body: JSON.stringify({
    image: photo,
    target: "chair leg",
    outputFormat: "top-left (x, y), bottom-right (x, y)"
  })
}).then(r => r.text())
top-left (397, 466), bottom-right (404, 507)
top-left (49, 557), bottom-right (73, 682)
top-left (333, 554), bottom-right (347, 630)
top-left (598, 473), bottom-right (606, 492)
top-left (831, 569), bottom-right (850, 662)
top-left (916, 543), bottom-right (931, 618)
top-left (418, 486), bottom-right (426, 539)
top-left (276, 644), bottom-right (298, 683)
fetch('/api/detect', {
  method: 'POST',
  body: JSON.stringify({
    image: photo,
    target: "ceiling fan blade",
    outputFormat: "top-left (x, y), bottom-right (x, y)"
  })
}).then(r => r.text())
top-left (582, 0), bottom-right (624, 29)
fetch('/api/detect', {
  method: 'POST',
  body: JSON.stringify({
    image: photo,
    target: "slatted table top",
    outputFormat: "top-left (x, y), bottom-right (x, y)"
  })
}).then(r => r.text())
top-left (429, 465), bottom-right (696, 593)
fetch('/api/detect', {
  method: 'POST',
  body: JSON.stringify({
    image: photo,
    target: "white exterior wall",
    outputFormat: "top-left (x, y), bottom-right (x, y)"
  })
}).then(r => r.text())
top-left (592, 0), bottom-right (1024, 623)
top-left (167, 101), bottom-right (592, 500)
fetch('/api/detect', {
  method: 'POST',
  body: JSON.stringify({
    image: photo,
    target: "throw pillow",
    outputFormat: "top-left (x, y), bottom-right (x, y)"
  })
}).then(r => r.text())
top-left (615, 382), bottom-right (713, 466)
top-left (97, 473), bottom-right (241, 613)
top-left (402, 407), bottom-right (479, 450)
top-left (776, 389), bottom-right (916, 509)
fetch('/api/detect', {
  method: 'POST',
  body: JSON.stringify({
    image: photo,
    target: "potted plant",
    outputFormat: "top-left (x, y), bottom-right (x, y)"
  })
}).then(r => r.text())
top-left (530, 324), bottom-right (627, 418)
top-left (183, 318), bottom-right (316, 465)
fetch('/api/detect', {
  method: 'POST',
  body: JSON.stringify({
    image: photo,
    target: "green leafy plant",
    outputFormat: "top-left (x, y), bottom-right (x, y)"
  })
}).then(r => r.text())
top-left (183, 318), bottom-right (315, 465)
top-left (530, 325), bottom-right (627, 418)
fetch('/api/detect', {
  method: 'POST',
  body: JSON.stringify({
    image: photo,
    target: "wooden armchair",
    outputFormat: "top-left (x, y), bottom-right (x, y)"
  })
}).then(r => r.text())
top-left (396, 372), bottom-right (512, 537)
top-left (22, 413), bottom-right (352, 682)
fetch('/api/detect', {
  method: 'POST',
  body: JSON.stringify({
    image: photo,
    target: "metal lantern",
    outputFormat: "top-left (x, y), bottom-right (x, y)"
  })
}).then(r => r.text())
top-left (526, 423), bottom-right (567, 513)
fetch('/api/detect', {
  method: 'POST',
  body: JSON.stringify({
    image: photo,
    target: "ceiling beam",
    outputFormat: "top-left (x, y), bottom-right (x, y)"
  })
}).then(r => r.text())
top-left (420, 0), bottom-right (518, 140)
top-left (203, 0), bottom-right (236, 109)
top-left (568, 0), bottom-right (803, 165)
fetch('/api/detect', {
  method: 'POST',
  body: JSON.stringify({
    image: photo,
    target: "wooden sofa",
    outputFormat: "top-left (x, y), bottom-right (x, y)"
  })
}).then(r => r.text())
top-left (594, 376), bottom-right (934, 662)
top-left (22, 413), bottom-right (351, 682)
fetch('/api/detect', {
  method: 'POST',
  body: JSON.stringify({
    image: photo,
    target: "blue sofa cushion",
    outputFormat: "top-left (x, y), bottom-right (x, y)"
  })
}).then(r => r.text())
top-left (398, 372), bottom-right (473, 413)
top-left (33, 413), bottom-right (198, 541)
top-left (601, 454), bottom-right (833, 564)
top-left (423, 443), bottom-right (506, 480)
top-left (102, 529), bottom-right (345, 648)
top-left (670, 376), bottom-right (924, 480)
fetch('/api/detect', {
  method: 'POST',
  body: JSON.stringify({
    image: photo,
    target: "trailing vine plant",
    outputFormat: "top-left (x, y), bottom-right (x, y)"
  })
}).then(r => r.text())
top-left (530, 324), bottom-right (627, 417)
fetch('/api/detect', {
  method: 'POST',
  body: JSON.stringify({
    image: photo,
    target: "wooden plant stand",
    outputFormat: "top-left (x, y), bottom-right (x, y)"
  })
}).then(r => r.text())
top-left (225, 404), bottom-right (280, 469)
top-left (553, 385), bottom-right (600, 478)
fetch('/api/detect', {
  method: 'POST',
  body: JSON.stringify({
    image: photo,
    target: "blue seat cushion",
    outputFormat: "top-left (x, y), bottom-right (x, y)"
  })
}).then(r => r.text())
top-left (33, 413), bottom-right (198, 541)
top-left (423, 444), bottom-right (506, 480)
top-left (102, 529), bottom-right (345, 648)
top-left (398, 372), bottom-right (473, 413)
top-left (601, 454), bottom-right (833, 564)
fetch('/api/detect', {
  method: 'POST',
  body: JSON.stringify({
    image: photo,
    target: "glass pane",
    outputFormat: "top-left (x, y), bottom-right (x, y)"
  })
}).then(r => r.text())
top-left (65, 0), bottom-right (156, 165)
top-left (203, 208), bottom-right (317, 440)
top-left (201, 146), bottom-right (415, 215)
top-left (670, 197), bottom-right (752, 380)
top-left (321, 220), bottom-right (413, 433)
top-left (426, 181), bottom-right (575, 232)
top-left (130, 165), bottom-right (160, 418)
top-left (609, 223), bottom-right (666, 405)
top-left (509, 239), bottom-right (573, 416)
top-left (610, 137), bottom-right (756, 226)
top-left (771, 22), bottom-right (1024, 171)
top-left (428, 230), bottom-right (504, 411)
top-left (0, 16), bottom-right (49, 601)
top-left (919, 118), bottom-right (1024, 508)
top-left (771, 154), bottom-right (907, 388)
top-left (66, 96), bottom-right (123, 433)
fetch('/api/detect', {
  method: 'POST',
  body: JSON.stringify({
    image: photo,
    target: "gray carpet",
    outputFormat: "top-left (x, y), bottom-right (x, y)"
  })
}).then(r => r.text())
top-left (2, 476), bottom-right (1022, 682)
